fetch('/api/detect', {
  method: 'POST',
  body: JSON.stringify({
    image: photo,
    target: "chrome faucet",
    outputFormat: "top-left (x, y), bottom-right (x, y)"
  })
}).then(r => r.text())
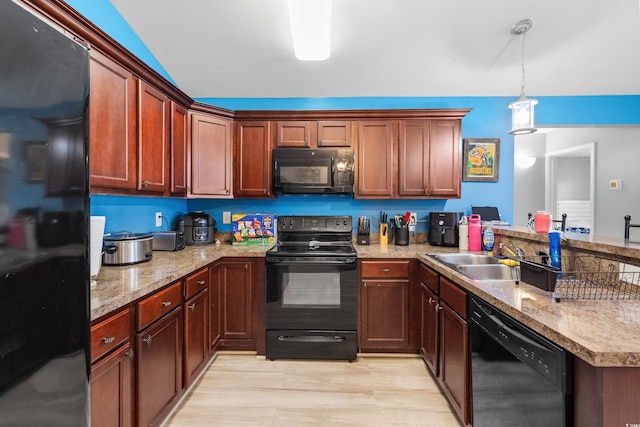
top-left (499, 243), bottom-right (524, 259)
top-left (624, 215), bottom-right (640, 241)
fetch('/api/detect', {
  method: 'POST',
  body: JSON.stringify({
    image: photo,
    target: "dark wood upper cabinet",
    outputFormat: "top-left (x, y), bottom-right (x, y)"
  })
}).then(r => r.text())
top-left (317, 120), bottom-right (352, 147)
top-left (190, 112), bottom-right (232, 197)
top-left (89, 49), bottom-right (137, 191)
top-left (276, 120), bottom-right (313, 147)
top-left (428, 119), bottom-right (461, 197)
top-left (170, 101), bottom-right (188, 195)
top-left (138, 80), bottom-right (170, 193)
top-left (398, 119), bottom-right (430, 197)
top-left (356, 120), bottom-right (396, 198)
top-left (234, 120), bottom-right (273, 198)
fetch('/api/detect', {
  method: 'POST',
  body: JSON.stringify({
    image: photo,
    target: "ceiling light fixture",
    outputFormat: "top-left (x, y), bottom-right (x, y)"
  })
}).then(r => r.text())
top-left (288, 0), bottom-right (332, 61)
top-left (508, 19), bottom-right (538, 135)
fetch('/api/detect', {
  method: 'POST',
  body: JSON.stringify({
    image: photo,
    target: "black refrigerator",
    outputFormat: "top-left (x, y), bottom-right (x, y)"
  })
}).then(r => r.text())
top-left (0, 1), bottom-right (90, 425)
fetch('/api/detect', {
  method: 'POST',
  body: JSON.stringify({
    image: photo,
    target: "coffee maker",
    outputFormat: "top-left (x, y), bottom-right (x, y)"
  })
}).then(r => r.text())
top-left (428, 212), bottom-right (463, 247)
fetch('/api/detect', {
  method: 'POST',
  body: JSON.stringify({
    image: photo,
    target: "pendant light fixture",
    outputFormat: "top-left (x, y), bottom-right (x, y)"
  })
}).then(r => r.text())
top-left (288, 0), bottom-right (332, 61)
top-left (508, 19), bottom-right (538, 135)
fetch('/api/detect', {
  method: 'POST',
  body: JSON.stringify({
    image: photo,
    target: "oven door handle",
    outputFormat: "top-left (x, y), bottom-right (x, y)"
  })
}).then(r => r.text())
top-left (277, 335), bottom-right (346, 343)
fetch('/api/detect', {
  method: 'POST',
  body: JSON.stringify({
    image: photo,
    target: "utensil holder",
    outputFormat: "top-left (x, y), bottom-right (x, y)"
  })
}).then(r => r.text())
top-left (379, 224), bottom-right (388, 245)
top-left (394, 226), bottom-right (409, 246)
top-left (358, 226), bottom-right (370, 245)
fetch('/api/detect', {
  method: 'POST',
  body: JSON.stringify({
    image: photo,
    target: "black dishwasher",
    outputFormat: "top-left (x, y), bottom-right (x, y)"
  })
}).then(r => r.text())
top-left (469, 296), bottom-right (573, 427)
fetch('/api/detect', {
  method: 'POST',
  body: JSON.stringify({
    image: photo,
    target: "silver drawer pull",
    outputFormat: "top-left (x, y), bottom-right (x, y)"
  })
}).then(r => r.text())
top-left (162, 301), bottom-right (172, 307)
top-left (143, 335), bottom-right (152, 345)
top-left (382, 268), bottom-right (390, 273)
top-left (197, 280), bottom-right (206, 285)
top-left (101, 337), bottom-right (115, 344)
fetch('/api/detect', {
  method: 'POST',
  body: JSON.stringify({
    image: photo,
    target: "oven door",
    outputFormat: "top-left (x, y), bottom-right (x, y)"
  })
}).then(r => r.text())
top-left (266, 257), bottom-right (357, 330)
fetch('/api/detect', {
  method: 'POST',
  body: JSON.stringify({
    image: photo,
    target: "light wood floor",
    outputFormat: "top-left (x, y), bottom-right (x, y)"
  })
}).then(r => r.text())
top-left (164, 354), bottom-right (462, 427)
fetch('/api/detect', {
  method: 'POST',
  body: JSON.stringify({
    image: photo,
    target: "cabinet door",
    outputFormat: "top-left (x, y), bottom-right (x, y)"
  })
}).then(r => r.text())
top-left (191, 113), bottom-right (232, 197)
top-left (184, 289), bottom-right (209, 386)
top-left (398, 119), bottom-right (429, 197)
top-left (317, 120), bottom-right (352, 147)
top-left (276, 120), bottom-right (313, 147)
top-left (234, 120), bottom-right (273, 197)
top-left (89, 50), bottom-right (137, 190)
top-left (359, 279), bottom-right (409, 349)
top-left (356, 120), bottom-right (396, 198)
top-left (420, 282), bottom-right (439, 375)
top-left (219, 260), bottom-right (254, 349)
top-left (209, 264), bottom-right (221, 352)
top-left (170, 101), bottom-right (188, 195)
top-left (138, 80), bottom-right (170, 193)
top-left (91, 342), bottom-right (134, 427)
top-left (428, 119), bottom-right (461, 197)
top-left (137, 308), bottom-right (183, 427)
top-left (439, 302), bottom-right (469, 425)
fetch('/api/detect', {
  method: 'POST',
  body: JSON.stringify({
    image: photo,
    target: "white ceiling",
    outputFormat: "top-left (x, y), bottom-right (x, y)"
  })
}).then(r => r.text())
top-left (109, 0), bottom-right (640, 99)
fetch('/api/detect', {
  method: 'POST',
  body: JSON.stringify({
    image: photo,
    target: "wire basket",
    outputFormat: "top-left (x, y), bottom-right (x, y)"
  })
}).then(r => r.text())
top-left (519, 255), bottom-right (640, 301)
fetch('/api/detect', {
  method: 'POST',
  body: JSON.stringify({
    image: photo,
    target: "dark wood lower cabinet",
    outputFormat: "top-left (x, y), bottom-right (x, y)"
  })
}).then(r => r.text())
top-left (90, 342), bottom-right (134, 427)
top-left (184, 289), bottom-right (209, 386)
top-left (438, 301), bottom-right (469, 424)
top-left (137, 308), bottom-right (183, 427)
top-left (419, 282), bottom-right (439, 374)
top-left (218, 258), bottom-right (260, 350)
top-left (209, 264), bottom-right (222, 353)
top-left (360, 279), bottom-right (410, 349)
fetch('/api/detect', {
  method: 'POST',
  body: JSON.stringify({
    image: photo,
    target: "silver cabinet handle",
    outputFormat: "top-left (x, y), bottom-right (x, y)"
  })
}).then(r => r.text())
top-left (428, 297), bottom-right (435, 306)
top-left (143, 335), bottom-right (152, 346)
top-left (162, 301), bottom-right (172, 307)
top-left (124, 349), bottom-right (134, 360)
top-left (188, 302), bottom-right (196, 311)
top-left (435, 304), bottom-right (442, 312)
top-left (363, 282), bottom-right (367, 288)
top-left (143, 180), bottom-right (150, 189)
top-left (245, 263), bottom-right (248, 270)
top-left (102, 337), bottom-right (115, 344)
top-left (382, 268), bottom-right (390, 273)
top-left (197, 280), bottom-right (206, 285)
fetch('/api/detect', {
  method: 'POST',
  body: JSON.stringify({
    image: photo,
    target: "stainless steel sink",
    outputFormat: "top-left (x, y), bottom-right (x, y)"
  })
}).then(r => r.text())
top-left (429, 253), bottom-right (501, 266)
top-left (428, 253), bottom-right (518, 282)
top-left (456, 264), bottom-right (518, 281)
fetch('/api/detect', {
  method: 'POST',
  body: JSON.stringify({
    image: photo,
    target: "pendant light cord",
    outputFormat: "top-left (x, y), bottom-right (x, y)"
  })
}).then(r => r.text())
top-left (520, 31), bottom-right (527, 98)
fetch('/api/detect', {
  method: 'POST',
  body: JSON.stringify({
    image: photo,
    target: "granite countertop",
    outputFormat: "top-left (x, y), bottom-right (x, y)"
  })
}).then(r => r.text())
top-left (91, 238), bottom-right (640, 368)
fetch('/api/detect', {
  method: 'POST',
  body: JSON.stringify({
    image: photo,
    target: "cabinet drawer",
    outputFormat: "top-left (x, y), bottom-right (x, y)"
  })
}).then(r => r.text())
top-left (440, 277), bottom-right (467, 318)
top-left (185, 267), bottom-right (209, 300)
top-left (361, 260), bottom-right (410, 278)
top-left (137, 281), bottom-right (182, 330)
top-left (91, 308), bottom-right (131, 363)
top-left (419, 263), bottom-right (439, 293)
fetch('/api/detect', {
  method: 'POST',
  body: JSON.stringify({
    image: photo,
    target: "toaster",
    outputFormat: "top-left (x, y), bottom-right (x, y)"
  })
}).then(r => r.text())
top-left (151, 231), bottom-right (185, 251)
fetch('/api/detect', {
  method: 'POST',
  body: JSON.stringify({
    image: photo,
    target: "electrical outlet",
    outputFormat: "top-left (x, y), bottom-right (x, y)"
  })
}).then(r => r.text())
top-left (619, 263), bottom-right (640, 284)
top-left (409, 212), bottom-right (417, 232)
top-left (223, 211), bottom-right (231, 224)
top-left (155, 212), bottom-right (162, 227)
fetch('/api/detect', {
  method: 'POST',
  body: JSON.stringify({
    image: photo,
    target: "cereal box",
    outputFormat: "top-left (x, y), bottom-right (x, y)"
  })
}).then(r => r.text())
top-left (231, 214), bottom-right (276, 246)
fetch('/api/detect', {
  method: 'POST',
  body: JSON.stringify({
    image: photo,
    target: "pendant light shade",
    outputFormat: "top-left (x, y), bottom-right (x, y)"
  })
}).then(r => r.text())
top-left (508, 19), bottom-right (537, 135)
top-left (288, 0), bottom-right (332, 61)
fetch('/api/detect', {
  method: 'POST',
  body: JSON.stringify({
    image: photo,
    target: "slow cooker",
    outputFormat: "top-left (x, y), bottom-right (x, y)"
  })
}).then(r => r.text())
top-left (181, 212), bottom-right (215, 245)
top-left (102, 232), bottom-right (153, 265)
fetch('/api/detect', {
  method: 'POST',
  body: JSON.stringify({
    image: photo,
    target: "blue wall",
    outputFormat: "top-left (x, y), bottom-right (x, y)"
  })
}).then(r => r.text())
top-left (76, 1), bottom-right (640, 234)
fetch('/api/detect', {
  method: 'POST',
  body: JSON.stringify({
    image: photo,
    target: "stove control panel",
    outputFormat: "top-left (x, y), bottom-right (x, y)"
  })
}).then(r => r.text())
top-left (277, 216), bottom-right (352, 232)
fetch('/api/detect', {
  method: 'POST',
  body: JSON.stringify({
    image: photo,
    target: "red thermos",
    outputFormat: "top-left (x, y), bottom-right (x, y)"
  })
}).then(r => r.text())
top-left (468, 214), bottom-right (482, 251)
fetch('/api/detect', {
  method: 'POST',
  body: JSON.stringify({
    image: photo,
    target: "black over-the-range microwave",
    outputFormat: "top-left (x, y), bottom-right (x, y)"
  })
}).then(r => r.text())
top-left (272, 148), bottom-right (354, 195)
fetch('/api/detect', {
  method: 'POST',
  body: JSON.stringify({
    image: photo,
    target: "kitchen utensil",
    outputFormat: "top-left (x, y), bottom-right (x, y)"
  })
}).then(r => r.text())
top-left (103, 232), bottom-right (153, 265)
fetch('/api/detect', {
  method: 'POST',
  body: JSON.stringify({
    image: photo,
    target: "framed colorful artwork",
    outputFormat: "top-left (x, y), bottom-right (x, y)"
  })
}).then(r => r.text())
top-left (462, 138), bottom-right (500, 182)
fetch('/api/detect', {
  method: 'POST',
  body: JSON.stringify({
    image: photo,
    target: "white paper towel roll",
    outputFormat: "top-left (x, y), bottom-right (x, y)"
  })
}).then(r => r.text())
top-left (90, 216), bottom-right (106, 277)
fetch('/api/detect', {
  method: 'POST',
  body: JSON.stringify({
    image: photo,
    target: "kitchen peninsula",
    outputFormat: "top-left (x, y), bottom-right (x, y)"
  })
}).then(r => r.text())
top-left (92, 227), bottom-right (640, 427)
